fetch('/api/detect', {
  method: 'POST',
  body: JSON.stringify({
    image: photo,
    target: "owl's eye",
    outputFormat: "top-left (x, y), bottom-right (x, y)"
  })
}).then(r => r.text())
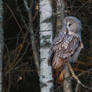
top-left (68, 23), bottom-right (72, 27)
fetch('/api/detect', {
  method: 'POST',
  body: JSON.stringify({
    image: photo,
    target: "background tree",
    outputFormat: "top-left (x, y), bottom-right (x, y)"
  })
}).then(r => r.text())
top-left (0, 0), bottom-right (3, 91)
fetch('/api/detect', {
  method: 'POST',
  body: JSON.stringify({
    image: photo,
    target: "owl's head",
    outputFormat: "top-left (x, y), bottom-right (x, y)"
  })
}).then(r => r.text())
top-left (63, 16), bottom-right (82, 35)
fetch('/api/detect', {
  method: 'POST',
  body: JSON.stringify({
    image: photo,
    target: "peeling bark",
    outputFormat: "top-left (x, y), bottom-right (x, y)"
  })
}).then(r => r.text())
top-left (39, 0), bottom-right (53, 92)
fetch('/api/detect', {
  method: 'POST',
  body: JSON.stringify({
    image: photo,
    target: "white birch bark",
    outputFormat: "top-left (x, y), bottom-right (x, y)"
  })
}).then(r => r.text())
top-left (39, 0), bottom-right (53, 92)
top-left (0, 0), bottom-right (3, 91)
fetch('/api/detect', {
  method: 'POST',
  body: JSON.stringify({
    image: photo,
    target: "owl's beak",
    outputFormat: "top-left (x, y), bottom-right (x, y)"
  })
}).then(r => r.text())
top-left (66, 27), bottom-right (68, 33)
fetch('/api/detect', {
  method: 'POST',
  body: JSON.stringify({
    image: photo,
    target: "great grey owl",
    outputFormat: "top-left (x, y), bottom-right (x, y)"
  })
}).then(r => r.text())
top-left (48, 16), bottom-right (83, 83)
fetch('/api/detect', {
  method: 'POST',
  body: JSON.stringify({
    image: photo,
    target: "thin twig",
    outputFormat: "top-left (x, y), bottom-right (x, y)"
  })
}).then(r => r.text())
top-left (24, 1), bottom-right (40, 76)
top-left (16, 1), bottom-right (40, 76)
top-left (68, 62), bottom-right (92, 90)
top-left (75, 1), bottom-right (88, 15)
top-left (78, 68), bottom-right (92, 77)
top-left (5, 3), bottom-right (22, 31)
top-left (4, 2), bottom-right (40, 76)
top-left (5, 32), bottom-right (28, 76)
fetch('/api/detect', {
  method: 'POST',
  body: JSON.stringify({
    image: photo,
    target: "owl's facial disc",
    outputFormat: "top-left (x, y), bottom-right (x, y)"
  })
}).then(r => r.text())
top-left (64, 16), bottom-right (82, 35)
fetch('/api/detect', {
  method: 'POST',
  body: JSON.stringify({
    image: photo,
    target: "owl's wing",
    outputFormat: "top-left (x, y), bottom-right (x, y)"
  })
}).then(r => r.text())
top-left (52, 31), bottom-right (65, 46)
top-left (48, 33), bottom-right (80, 66)
top-left (48, 31), bottom-right (65, 65)
top-left (53, 34), bottom-right (80, 58)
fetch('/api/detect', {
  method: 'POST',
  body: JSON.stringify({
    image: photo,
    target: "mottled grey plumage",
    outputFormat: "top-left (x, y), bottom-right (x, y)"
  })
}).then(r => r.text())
top-left (48, 16), bottom-right (83, 82)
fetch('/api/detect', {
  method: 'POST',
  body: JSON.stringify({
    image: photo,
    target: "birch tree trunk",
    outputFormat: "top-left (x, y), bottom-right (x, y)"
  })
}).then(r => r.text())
top-left (39, 0), bottom-right (53, 92)
top-left (0, 0), bottom-right (3, 91)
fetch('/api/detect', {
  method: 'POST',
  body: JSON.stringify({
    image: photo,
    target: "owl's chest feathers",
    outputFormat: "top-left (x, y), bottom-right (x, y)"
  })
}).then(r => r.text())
top-left (61, 34), bottom-right (74, 49)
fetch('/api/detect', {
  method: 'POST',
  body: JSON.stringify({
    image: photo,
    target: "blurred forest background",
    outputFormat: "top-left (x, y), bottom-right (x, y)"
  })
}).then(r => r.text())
top-left (0, 0), bottom-right (92, 92)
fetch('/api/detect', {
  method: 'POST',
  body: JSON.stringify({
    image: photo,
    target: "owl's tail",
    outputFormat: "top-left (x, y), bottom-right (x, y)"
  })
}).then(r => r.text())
top-left (52, 54), bottom-right (67, 83)
top-left (57, 68), bottom-right (66, 83)
top-left (55, 67), bottom-right (66, 84)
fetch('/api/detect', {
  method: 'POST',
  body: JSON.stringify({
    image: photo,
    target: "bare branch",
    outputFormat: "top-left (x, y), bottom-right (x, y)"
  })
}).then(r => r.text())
top-left (23, 1), bottom-right (40, 75)
top-left (63, 64), bottom-right (72, 92)
top-left (68, 62), bottom-right (92, 90)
